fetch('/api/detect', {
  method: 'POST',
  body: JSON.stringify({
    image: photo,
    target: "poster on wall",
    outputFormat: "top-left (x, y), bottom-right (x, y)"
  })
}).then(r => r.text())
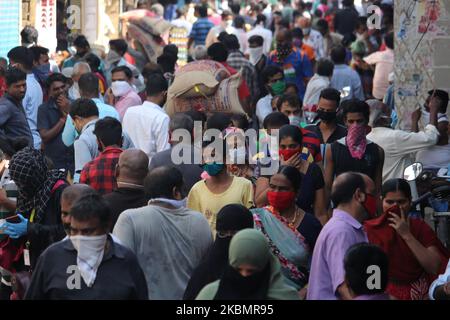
top-left (36, 0), bottom-right (58, 53)
top-left (0, 0), bottom-right (21, 58)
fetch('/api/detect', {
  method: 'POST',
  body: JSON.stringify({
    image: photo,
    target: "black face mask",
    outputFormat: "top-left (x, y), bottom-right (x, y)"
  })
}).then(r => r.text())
top-left (317, 110), bottom-right (337, 122)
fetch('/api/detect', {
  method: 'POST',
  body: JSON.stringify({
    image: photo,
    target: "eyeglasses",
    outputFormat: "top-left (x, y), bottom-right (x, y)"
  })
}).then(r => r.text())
top-left (216, 230), bottom-right (238, 238)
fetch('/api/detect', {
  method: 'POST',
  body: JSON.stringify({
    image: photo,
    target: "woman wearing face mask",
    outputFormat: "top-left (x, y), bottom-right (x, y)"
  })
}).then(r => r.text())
top-left (187, 139), bottom-right (254, 235)
top-left (252, 166), bottom-right (322, 297)
top-left (325, 99), bottom-right (384, 196)
top-left (184, 204), bottom-right (254, 300)
top-left (364, 179), bottom-right (449, 300)
top-left (196, 229), bottom-right (300, 300)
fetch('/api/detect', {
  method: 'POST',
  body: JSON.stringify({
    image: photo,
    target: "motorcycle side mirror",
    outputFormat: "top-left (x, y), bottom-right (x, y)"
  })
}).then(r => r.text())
top-left (404, 162), bottom-right (423, 181)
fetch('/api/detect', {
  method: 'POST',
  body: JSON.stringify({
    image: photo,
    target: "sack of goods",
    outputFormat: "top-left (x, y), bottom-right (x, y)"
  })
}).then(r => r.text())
top-left (165, 60), bottom-right (246, 116)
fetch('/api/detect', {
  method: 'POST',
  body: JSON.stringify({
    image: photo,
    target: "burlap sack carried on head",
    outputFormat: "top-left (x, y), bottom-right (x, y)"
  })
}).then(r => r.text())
top-left (169, 60), bottom-right (232, 99)
top-left (127, 23), bottom-right (164, 63)
top-left (128, 16), bottom-right (173, 36)
top-left (165, 73), bottom-right (245, 116)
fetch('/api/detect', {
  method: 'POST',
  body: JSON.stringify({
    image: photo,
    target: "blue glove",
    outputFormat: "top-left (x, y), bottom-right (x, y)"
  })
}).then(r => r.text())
top-left (2, 214), bottom-right (28, 239)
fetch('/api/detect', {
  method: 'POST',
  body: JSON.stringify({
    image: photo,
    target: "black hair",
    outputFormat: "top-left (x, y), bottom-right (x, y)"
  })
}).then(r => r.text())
top-left (277, 165), bottom-right (303, 192)
top-left (255, 14), bottom-right (267, 26)
top-left (78, 72), bottom-right (99, 96)
top-left (342, 0), bottom-right (354, 7)
top-left (291, 27), bottom-right (304, 39)
top-left (69, 98), bottom-right (99, 119)
top-left (261, 65), bottom-right (284, 85)
top-left (145, 73), bottom-right (168, 96)
top-left (111, 65), bottom-right (133, 79)
top-left (29, 46), bottom-right (49, 63)
top-left (330, 45), bottom-right (347, 64)
top-left (276, 94), bottom-right (302, 111)
top-left (222, 34), bottom-right (240, 51)
top-left (84, 53), bottom-right (101, 72)
top-left (157, 53), bottom-right (178, 74)
top-left (220, 10), bottom-right (233, 19)
top-left (207, 42), bottom-right (229, 62)
top-left (184, 110), bottom-right (207, 129)
top-left (234, 16), bottom-right (245, 29)
top-left (7, 46), bottom-right (33, 70)
top-left (145, 166), bottom-right (184, 199)
top-left (45, 73), bottom-right (66, 89)
top-left (142, 62), bottom-right (163, 79)
top-left (170, 113), bottom-right (194, 133)
top-left (285, 83), bottom-right (299, 94)
top-left (70, 193), bottom-right (110, 229)
top-left (316, 19), bottom-right (329, 32)
top-left (73, 35), bottom-right (90, 49)
top-left (230, 113), bottom-right (249, 130)
top-left (93, 117), bottom-right (123, 147)
top-left (163, 44), bottom-right (179, 57)
top-left (206, 113), bottom-right (232, 132)
top-left (317, 58), bottom-right (334, 77)
top-left (342, 33), bottom-right (356, 47)
top-left (197, 5), bottom-right (208, 18)
top-left (344, 243), bottom-right (389, 295)
top-left (263, 112), bottom-right (290, 130)
top-left (229, 2), bottom-right (241, 15)
top-left (314, 9), bottom-right (323, 18)
top-left (384, 32), bottom-right (394, 50)
top-left (341, 99), bottom-right (370, 123)
top-left (319, 88), bottom-right (341, 107)
top-left (109, 39), bottom-right (128, 56)
top-left (381, 178), bottom-right (412, 200)
top-left (331, 172), bottom-right (366, 206)
top-left (248, 35), bottom-right (264, 47)
top-left (0, 136), bottom-right (29, 158)
top-left (279, 123), bottom-right (303, 146)
top-left (5, 67), bottom-right (26, 86)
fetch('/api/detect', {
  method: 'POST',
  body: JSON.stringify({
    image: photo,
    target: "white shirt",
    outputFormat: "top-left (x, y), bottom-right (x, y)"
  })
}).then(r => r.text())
top-left (304, 29), bottom-right (325, 60)
top-left (246, 25), bottom-right (273, 55)
top-left (416, 143), bottom-right (450, 169)
top-left (256, 94), bottom-right (273, 128)
top-left (429, 259), bottom-right (450, 300)
top-left (171, 18), bottom-right (193, 34)
top-left (367, 125), bottom-right (439, 182)
top-left (122, 101), bottom-right (170, 163)
top-left (23, 73), bottom-right (43, 149)
top-left (234, 28), bottom-right (248, 54)
top-left (303, 74), bottom-right (330, 107)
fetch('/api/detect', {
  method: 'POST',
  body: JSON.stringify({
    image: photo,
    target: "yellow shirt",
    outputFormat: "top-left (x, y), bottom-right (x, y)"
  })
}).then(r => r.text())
top-left (187, 176), bottom-right (254, 233)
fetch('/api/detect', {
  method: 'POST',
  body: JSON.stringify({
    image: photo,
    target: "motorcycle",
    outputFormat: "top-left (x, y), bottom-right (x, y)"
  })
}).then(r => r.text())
top-left (404, 162), bottom-right (450, 247)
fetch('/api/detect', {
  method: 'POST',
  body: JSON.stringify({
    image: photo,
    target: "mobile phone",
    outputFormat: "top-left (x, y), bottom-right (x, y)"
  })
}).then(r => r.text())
top-left (387, 205), bottom-right (401, 217)
top-left (5, 215), bottom-right (20, 223)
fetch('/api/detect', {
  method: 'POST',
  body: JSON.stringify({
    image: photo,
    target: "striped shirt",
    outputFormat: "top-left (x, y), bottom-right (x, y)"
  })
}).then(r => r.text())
top-left (189, 18), bottom-right (214, 46)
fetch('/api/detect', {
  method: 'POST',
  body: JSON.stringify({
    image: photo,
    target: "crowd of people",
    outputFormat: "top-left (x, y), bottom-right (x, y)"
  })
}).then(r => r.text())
top-left (0, 0), bottom-right (450, 301)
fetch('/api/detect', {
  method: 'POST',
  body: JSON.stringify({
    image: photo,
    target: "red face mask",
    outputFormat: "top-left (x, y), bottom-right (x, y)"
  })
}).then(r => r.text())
top-left (362, 193), bottom-right (378, 219)
top-left (267, 191), bottom-right (296, 211)
top-left (279, 148), bottom-right (300, 161)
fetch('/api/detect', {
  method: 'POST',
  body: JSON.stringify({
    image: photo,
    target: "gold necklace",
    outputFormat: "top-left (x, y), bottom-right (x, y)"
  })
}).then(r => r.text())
top-left (287, 208), bottom-right (299, 228)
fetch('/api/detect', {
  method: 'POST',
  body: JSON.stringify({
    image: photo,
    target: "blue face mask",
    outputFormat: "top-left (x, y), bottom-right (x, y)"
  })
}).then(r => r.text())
top-left (202, 162), bottom-right (224, 176)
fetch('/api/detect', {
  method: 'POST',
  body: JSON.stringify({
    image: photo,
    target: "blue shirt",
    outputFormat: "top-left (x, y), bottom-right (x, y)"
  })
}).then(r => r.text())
top-left (62, 98), bottom-right (120, 147)
top-left (189, 18), bottom-right (214, 46)
top-left (330, 64), bottom-right (365, 101)
top-left (267, 47), bottom-right (313, 100)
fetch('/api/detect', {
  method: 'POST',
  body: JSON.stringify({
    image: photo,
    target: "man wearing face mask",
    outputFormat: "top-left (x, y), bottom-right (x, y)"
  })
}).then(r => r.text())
top-left (67, 62), bottom-right (91, 101)
top-left (122, 73), bottom-right (170, 163)
top-left (246, 14), bottom-right (272, 56)
top-left (79, 117), bottom-right (123, 195)
top-left (104, 66), bottom-right (142, 121)
top-left (307, 172), bottom-right (375, 300)
top-left (295, 15), bottom-right (325, 60)
top-left (367, 99), bottom-right (439, 182)
top-left (29, 46), bottom-right (52, 100)
top-left (114, 166), bottom-right (213, 300)
top-left (187, 138), bottom-right (254, 233)
top-left (25, 193), bottom-right (148, 299)
top-left (325, 99), bottom-right (384, 196)
top-left (37, 73), bottom-right (74, 175)
top-left (267, 28), bottom-right (313, 101)
top-left (60, 184), bottom-right (96, 235)
top-left (62, 35), bottom-right (91, 69)
top-left (205, 10), bottom-right (236, 49)
top-left (256, 66), bottom-right (286, 128)
top-left (247, 36), bottom-right (268, 98)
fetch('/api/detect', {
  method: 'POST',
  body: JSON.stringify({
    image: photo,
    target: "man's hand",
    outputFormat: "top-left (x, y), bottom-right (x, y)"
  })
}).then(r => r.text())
top-left (0, 189), bottom-right (8, 205)
top-left (429, 97), bottom-right (441, 114)
top-left (104, 88), bottom-right (115, 106)
top-left (56, 95), bottom-right (71, 116)
top-left (411, 108), bottom-right (422, 124)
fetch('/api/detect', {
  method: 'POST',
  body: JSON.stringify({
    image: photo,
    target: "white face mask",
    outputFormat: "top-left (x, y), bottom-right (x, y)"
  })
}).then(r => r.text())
top-left (302, 27), bottom-right (311, 36)
top-left (70, 234), bottom-right (107, 287)
top-left (248, 46), bottom-right (264, 65)
top-left (111, 80), bottom-right (131, 97)
top-left (356, 33), bottom-right (365, 41)
top-left (289, 115), bottom-right (302, 126)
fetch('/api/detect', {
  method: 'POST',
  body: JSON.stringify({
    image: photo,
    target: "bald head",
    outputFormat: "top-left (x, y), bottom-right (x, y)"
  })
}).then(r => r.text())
top-left (296, 16), bottom-right (311, 28)
top-left (117, 149), bottom-right (149, 183)
top-left (331, 172), bottom-right (374, 207)
top-left (62, 184), bottom-right (96, 206)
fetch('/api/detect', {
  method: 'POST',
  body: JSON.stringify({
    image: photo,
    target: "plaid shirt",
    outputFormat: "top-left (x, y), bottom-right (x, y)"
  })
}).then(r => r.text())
top-left (79, 146), bottom-right (123, 195)
top-left (227, 50), bottom-right (260, 101)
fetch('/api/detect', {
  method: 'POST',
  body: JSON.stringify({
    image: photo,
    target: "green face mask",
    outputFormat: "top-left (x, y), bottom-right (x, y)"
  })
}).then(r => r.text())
top-left (270, 80), bottom-right (286, 96)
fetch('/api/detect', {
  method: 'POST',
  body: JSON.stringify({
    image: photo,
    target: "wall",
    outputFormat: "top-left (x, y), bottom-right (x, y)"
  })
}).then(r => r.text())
top-left (394, 0), bottom-right (450, 130)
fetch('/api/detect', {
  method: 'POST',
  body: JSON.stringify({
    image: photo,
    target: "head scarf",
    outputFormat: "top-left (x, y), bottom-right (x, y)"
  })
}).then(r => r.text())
top-left (9, 147), bottom-right (66, 222)
top-left (346, 124), bottom-right (368, 160)
top-left (183, 204), bottom-right (253, 300)
top-left (214, 229), bottom-right (300, 300)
